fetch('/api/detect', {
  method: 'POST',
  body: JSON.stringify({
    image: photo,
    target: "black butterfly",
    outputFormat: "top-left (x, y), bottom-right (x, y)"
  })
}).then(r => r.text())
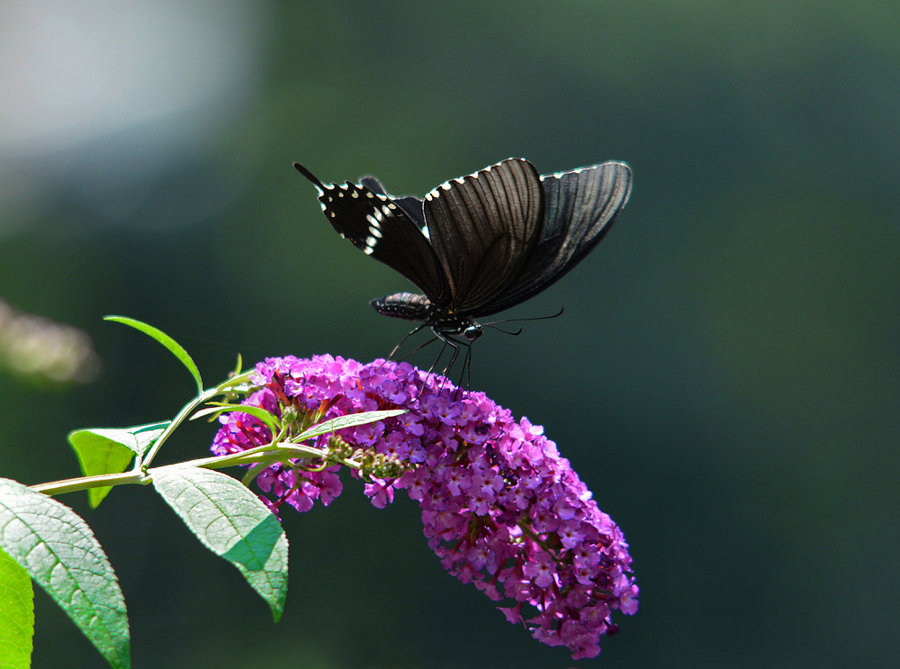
top-left (294, 157), bottom-right (632, 378)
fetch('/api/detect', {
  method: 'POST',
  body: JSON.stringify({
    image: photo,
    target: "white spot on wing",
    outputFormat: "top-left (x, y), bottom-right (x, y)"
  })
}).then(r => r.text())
top-left (463, 163), bottom-right (494, 180)
top-left (544, 163), bottom-right (603, 179)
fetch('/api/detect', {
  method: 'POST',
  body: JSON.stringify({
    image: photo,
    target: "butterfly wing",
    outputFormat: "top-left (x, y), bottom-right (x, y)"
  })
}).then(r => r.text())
top-left (359, 176), bottom-right (427, 230)
top-left (294, 163), bottom-right (449, 305)
top-left (421, 158), bottom-right (544, 314)
top-left (477, 161), bottom-right (633, 316)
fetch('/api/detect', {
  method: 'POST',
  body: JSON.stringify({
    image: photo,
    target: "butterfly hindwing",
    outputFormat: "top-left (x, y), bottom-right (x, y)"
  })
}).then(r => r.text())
top-left (421, 158), bottom-right (544, 313)
top-left (359, 176), bottom-right (427, 230)
top-left (294, 163), bottom-right (449, 305)
top-left (478, 161), bottom-right (633, 315)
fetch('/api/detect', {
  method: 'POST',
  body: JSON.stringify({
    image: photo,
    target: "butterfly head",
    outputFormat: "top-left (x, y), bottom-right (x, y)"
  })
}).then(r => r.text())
top-left (462, 323), bottom-right (483, 342)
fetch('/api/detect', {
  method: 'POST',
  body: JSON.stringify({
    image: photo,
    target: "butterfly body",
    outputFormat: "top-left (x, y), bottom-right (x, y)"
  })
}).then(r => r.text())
top-left (294, 157), bottom-right (632, 362)
top-left (370, 292), bottom-right (484, 341)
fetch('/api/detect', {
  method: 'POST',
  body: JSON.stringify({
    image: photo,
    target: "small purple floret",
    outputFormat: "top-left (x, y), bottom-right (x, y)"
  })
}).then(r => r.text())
top-left (211, 354), bottom-right (638, 659)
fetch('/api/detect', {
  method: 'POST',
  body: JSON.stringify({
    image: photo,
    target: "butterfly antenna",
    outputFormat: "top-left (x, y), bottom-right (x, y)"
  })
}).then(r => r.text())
top-left (481, 306), bottom-right (566, 336)
top-left (481, 306), bottom-right (565, 328)
top-left (292, 162), bottom-right (326, 190)
top-left (485, 324), bottom-right (524, 336)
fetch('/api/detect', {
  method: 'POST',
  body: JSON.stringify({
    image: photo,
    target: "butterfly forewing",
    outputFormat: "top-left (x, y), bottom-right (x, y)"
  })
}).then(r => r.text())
top-left (359, 176), bottom-right (427, 230)
top-left (422, 158), bottom-right (544, 313)
top-left (295, 163), bottom-right (450, 305)
top-left (478, 161), bottom-right (633, 316)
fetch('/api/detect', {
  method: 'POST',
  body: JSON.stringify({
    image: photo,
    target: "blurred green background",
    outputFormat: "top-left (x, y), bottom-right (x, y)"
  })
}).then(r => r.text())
top-left (2, 1), bottom-right (898, 667)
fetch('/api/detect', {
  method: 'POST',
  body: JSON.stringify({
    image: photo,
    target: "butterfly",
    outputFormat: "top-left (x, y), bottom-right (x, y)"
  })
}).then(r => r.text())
top-left (294, 157), bottom-right (632, 379)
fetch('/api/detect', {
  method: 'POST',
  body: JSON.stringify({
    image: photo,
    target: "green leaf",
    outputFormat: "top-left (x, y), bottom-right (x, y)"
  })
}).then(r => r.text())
top-left (0, 479), bottom-right (130, 669)
top-left (297, 409), bottom-right (407, 442)
top-left (68, 423), bottom-right (169, 508)
top-left (126, 421), bottom-right (172, 454)
top-left (104, 316), bottom-right (203, 392)
top-left (190, 404), bottom-right (279, 437)
top-left (0, 546), bottom-right (34, 669)
top-left (152, 467), bottom-right (288, 621)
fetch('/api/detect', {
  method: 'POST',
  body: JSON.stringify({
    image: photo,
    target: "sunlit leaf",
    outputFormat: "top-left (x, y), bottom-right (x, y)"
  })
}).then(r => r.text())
top-left (297, 409), bottom-right (406, 442)
top-left (190, 404), bottom-right (279, 437)
top-left (68, 423), bottom-right (169, 507)
top-left (0, 546), bottom-right (34, 669)
top-left (0, 479), bottom-right (130, 669)
top-left (152, 467), bottom-right (288, 621)
top-left (104, 316), bottom-right (203, 392)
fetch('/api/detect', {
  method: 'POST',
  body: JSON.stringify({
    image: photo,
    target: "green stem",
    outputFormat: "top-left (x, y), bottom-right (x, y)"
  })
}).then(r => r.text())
top-left (141, 371), bottom-right (254, 468)
top-left (30, 470), bottom-right (150, 496)
top-left (172, 442), bottom-right (325, 470)
top-left (30, 441), bottom-right (327, 497)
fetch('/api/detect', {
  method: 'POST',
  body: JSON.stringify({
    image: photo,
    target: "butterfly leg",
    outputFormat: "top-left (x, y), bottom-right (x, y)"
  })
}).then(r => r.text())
top-left (439, 337), bottom-right (460, 379)
top-left (449, 336), bottom-right (474, 398)
top-left (399, 337), bottom-right (443, 400)
top-left (426, 337), bottom-right (455, 394)
top-left (429, 332), bottom-right (475, 397)
top-left (394, 332), bottom-right (440, 363)
top-left (376, 322), bottom-right (433, 374)
top-left (462, 341), bottom-right (473, 390)
top-left (387, 322), bottom-right (430, 360)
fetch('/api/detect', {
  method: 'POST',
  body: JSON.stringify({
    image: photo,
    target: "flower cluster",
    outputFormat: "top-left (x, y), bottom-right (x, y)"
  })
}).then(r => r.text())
top-left (211, 354), bottom-right (638, 659)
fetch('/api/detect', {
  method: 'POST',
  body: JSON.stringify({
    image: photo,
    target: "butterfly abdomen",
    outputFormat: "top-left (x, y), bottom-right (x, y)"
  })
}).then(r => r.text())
top-left (370, 292), bottom-right (433, 322)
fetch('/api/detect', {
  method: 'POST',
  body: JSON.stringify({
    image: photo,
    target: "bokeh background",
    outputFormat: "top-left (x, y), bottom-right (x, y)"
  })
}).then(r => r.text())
top-left (2, 2), bottom-right (898, 667)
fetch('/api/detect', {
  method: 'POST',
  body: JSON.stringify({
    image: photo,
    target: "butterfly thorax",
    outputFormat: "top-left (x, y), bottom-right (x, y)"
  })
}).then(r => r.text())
top-left (370, 292), bottom-right (483, 341)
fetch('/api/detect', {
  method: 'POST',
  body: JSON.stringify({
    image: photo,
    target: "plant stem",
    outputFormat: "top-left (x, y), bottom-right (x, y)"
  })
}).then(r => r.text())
top-left (29, 440), bottom-right (327, 497)
top-left (30, 470), bottom-right (150, 496)
top-left (141, 371), bottom-right (254, 468)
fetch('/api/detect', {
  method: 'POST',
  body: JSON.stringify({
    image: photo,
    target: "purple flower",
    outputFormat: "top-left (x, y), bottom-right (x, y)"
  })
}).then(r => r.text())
top-left (211, 354), bottom-right (638, 659)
